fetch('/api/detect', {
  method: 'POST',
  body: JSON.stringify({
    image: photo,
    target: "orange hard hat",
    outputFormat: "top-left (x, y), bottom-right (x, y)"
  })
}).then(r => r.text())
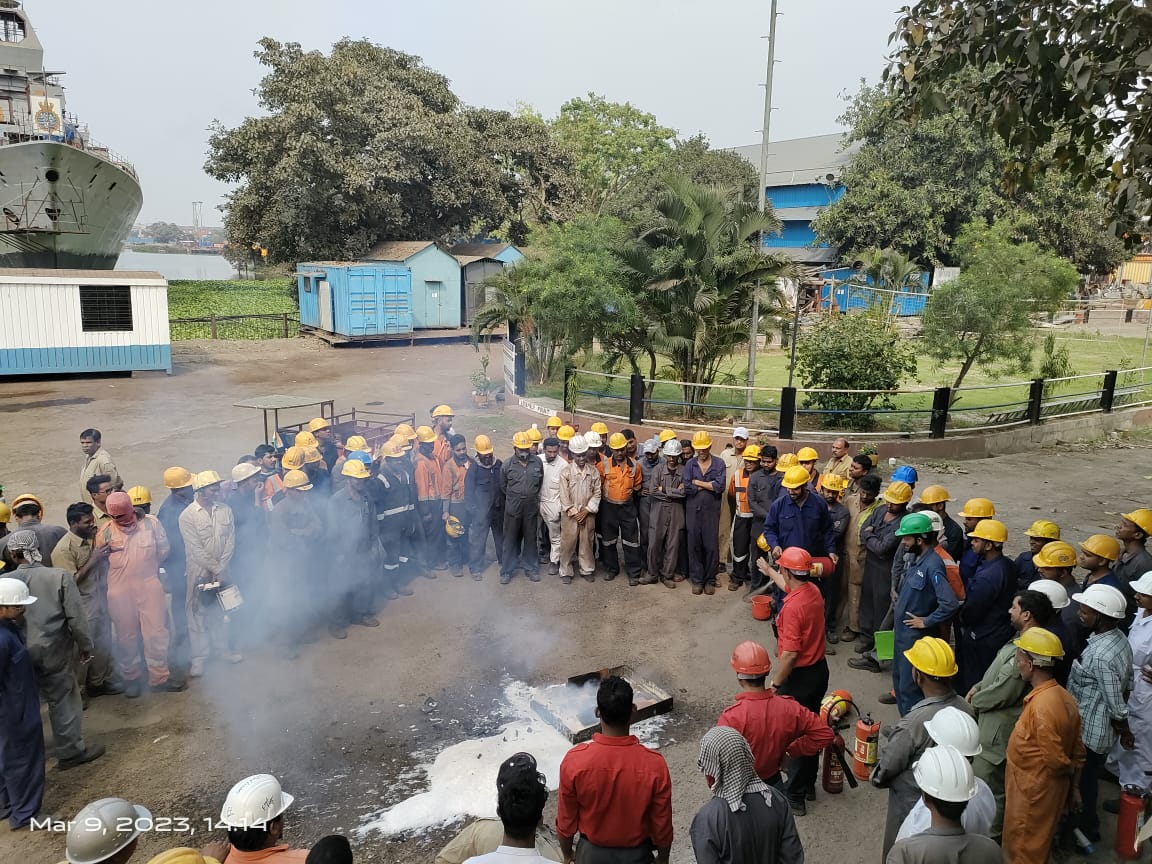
top-left (731, 640), bottom-right (772, 677)
top-left (776, 547), bottom-right (813, 573)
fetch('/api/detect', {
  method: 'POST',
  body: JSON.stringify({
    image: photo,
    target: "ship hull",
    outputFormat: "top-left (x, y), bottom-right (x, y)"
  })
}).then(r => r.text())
top-left (0, 141), bottom-right (142, 269)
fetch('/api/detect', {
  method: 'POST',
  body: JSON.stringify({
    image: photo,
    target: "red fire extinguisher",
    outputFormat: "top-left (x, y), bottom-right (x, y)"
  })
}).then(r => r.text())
top-left (1115, 785), bottom-right (1149, 860)
top-left (822, 733), bottom-right (860, 794)
top-left (853, 713), bottom-right (881, 781)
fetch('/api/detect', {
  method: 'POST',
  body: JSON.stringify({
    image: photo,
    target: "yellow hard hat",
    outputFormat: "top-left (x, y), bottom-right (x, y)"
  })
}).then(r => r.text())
top-left (302, 446), bottom-right (323, 464)
top-left (282, 469), bottom-right (312, 491)
top-left (756, 533), bottom-right (770, 553)
top-left (191, 470), bottom-right (223, 491)
top-left (512, 431), bottom-right (532, 449)
top-left (958, 498), bottom-right (996, 519)
top-left (919, 484), bottom-right (951, 505)
top-left (658, 429), bottom-right (677, 444)
top-left (904, 636), bottom-right (958, 678)
top-left (163, 467), bottom-right (194, 489)
top-left (821, 473), bottom-right (848, 493)
top-left (883, 481), bottom-right (913, 504)
top-left (389, 432), bottom-right (412, 453)
top-left (1079, 534), bottom-right (1121, 562)
top-left (797, 446), bottom-right (819, 462)
top-left (341, 460), bottom-right (371, 479)
top-left (307, 417), bottom-right (331, 432)
top-left (609, 432), bottom-right (628, 450)
top-left (692, 430), bottom-right (712, 450)
top-left (776, 453), bottom-right (797, 472)
top-left (416, 425), bottom-right (437, 444)
top-left (1023, 520), bottom-right (1061, 540)
top-left (432, 404), bottom-right (454, 418)
top-left (743, 444), bottom-right (761, 461)
top-left (395, 423), bottom-right (418, 441)
top-left (591, 422), bottom-right (610, 436)
top-left (527, 427), bottom-right (543, 443)
top-left (474, 434), bottom-right (494, 455)
top-left (281, 446), bottom-right (306, 470)
top-left (968, 518), bottom-right (1007, 544)
top-left (345, 435), bottom-right (370, 453)
top-left (781, 466), bottom-right (811, 489)
top-left (0, 502), bottom-right (9, 522)
top-left (147, 849), bottom-right (222, 864)
top-left (1122, 509), bottom-right (1152, 536)
top-left (1013, 627), bottom-right (1065, 659)
top-left (445, 515), bottom-right (465, 538)
top-left (11, 493), bottom-right (43, 513)
top-left (378, 440), bottom-right (404, 459)
top-left (1034, 540), bottom-right (1077, 568)
top-left (546, 415), bottom-right (563, 429)
top-left (557, 425), bottom-right (575, 442)
top-left (127, 486), bottom-right (152, 506)
top-left (294, 430), bottom-right (318, 449)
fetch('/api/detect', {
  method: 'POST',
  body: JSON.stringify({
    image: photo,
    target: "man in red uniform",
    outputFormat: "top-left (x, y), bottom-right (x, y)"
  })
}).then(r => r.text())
top-left (757, 547), bottom-right (829, 815)
top-left (557, 675), bottom-right (673, 864)
top-left (716, 640), bottom-right (833, 787)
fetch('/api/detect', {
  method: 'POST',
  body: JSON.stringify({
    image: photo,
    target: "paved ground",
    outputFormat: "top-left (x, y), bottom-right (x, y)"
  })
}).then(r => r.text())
top-left (1, 338), bottom-right (1148, 864)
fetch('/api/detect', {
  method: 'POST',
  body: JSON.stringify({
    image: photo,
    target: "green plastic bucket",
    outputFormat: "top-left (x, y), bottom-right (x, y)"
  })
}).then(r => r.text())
top-left (874, 630), bottom-right (895, 661)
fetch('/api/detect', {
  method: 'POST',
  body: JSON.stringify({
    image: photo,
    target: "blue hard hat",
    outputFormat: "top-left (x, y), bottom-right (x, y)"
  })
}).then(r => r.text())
top-left (349, 451), bottom-right (373, 466)
top-left (892, 465), bottom-right (918, 484)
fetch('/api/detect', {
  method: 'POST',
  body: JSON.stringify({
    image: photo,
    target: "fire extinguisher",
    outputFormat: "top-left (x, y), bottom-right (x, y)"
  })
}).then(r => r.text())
top-left (852, 713), bottom-right (881, 782)
top-left (822, 733), bottom-right (860, 794)
top-left (1115, 784), bottom-right (1149, 860)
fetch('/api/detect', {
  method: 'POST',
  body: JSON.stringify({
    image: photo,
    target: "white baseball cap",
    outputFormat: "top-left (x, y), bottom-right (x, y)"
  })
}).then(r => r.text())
top-left (733, 427), bottom-right (750, 439)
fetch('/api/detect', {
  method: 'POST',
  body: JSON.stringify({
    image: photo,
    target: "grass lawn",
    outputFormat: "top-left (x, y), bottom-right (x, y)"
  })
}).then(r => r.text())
top-left (167, 279), bottom-right (297, 318)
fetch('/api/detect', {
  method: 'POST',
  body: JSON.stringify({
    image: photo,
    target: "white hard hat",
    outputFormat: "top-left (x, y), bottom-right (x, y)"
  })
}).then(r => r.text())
top-left (923, 706), bottom-right (982, 757)
top-left (1028, 578), bottom-right (1071, 609)
top-left (231, 463), bottom-right (260, 484)
top-left (662, 439), bottom-right (683, 457)
top-left (583, 431), bottom-right (602, 449)
top-left (1131, 571), bottom-right (1152, 596)
top-left (568, 436), bottom-right (589, 455)
top-left (219, 774), bottom-right (294, 829)
top-left (913, 744), bottom-right (978, 803)
top-left (66, 797), bottom-right (152, 864)
top-left (0, 577), bottom-right (35, 606)
top-left (1072, 583), bottom-right (1127, 619)
top-left (923, 511), bottom-right (944, 534)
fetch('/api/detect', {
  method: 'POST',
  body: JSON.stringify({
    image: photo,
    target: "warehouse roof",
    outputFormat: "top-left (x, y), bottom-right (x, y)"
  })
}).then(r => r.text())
top-left (727, 133), bottom-right (861, 188)
top-left (449, 242), bottom-right (514, 258)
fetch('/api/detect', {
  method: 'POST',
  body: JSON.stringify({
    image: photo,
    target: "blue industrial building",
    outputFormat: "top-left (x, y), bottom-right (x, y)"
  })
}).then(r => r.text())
top-left (363, 241), bottom-right (463, 329)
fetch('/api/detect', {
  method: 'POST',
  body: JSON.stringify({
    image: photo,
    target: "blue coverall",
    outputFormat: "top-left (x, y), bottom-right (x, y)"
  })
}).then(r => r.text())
top-left (684, 456), bottom-right (726, 587)
top-left (763, 489), bottom-right (836, 614)
top-left (892, 546), bottom-right (959, 715)
top-left (956, 553), bottom-right (1016, 693)
top-left (0, 619), bottom-right (44, 829)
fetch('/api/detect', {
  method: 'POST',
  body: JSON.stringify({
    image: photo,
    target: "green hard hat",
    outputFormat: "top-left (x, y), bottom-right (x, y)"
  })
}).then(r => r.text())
top-left (895, 512), bottom-right (934, 537)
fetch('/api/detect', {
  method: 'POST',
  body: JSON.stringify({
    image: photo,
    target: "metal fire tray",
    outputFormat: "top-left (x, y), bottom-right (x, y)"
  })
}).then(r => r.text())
top-left (530, 665), bottom-right (674, 744)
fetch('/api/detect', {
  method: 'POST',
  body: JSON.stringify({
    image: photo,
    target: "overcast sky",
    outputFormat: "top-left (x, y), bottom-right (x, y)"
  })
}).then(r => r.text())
top-left (39, 0), bottom-right (897, 224)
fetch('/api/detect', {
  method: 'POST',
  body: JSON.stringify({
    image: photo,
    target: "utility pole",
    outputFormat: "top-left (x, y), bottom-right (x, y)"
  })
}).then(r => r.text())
top-left (745, 0), bottom-right (780, 421)
top-left (192, 201), bottom-right (203, 247)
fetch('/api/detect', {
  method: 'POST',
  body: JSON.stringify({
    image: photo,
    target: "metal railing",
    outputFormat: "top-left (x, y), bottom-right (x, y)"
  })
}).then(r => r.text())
top-left (170, 313), bottom-right (299, 341)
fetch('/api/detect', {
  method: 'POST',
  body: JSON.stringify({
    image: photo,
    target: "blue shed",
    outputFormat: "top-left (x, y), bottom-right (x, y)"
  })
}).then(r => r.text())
top-left (363, 240), bottom-right (463, 329)
top-left (296, 262), bottom-right (413, 338)
top-left (449, 242), bottom-right (525, 325)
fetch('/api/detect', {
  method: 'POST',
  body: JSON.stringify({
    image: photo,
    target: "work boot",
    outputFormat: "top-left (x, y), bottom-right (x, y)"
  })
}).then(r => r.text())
top-left (661, 577), bottom-right (676, 589)
top-left (703, 583), bottom-right (716, 595)
top-left (825, 645), bottom-right (837, 656)
top-left (854, 642), bottom-right (870, 654)
top-left (826, 629), bottom-right (840, 644)
top-left (581, 573), bottom-right (595, 583)
top-left (87, 682), bottom-right (124, 698)
top-left (628, 576), bottom-right (639, 587)
top-left (395, 584), bottom-right (415, 597)
top-left (848, 656), bottom-right (881, 673)
top-left (357, 616), bottom-right (381, 628)
top-left (562, 576), bottom-right (573, 585)
top-left (423, 569), bottom-right (438, 580)
top-left (638, 574), bottom-right (657, 585)
top-left (787, 796), bottom-right (807, 817)
top-left (152, 678), bottom-right (188, 693)
top-left (528, 571), bottom-right (541, 583)
top-left (692, 584), bottom-right (704, 595)
top-left (58, 744), bottom-right (106, 771)
top-left (328, 624), bottom-right (348, 640)
top-left (123, 680), bottom-right (143, 699)
top-left (878, 692), bottom-right (896, 705)
top-left (604, 572), bottom-right (617, 582)
top-left (451, 568), bottom-right (464, 578)
top-left (499, 574), bottom-right (512, 585)
top-left (728, 580), bottom-right (742, 591)
top-left (673, 573), bottom-right (686, 582)
top-left (547, 562), bottom-right (560, 576)
top-left (840, 627), bottom-right (857, 642)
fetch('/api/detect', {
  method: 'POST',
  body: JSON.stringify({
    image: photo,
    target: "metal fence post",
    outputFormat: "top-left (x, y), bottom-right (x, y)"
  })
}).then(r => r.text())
top-left (210, 314), bottom-right (218, 340)
top-left (929, 387), bottom-right (951, 439)
top-left (1125, 309), bottom-right (1134, 323)
top-left (1027, 378), bottom-right (1044, 425)
top-left (563, 365), bottom-right (575, 413)
top-left (629, 374), bottom-right (645, 424)
top-left (282, 313), bottom-right (290, 338)
top-left (779, 387), bottom-right (797, 439)
top-left (1101, 369), bottom-right (1118, 413)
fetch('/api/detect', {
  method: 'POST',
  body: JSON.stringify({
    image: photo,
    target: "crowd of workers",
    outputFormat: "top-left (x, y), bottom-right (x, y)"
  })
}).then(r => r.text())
top-left (0, 411), bottom-right (1150, 864)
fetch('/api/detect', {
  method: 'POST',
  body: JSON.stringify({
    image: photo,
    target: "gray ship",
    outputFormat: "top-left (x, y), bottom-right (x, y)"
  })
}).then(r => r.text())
top-left (0, 1), bottom-right (141, 269)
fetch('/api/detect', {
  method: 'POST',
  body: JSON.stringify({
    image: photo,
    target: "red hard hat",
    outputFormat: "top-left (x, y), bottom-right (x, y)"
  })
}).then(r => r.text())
top-left (731, 640), bottom-right (772, 676)
top-left (776, 547), bottom-right (813, 573)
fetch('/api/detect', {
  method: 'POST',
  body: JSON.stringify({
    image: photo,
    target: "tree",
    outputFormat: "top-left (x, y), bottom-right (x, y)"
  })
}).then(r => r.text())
top-left (794, 309), bottom-right (919, 430)
top-left (920, 221), bottom-right (1079, 394)
top-left (887, 1), bottom-right (1152, 240)
top-left (551, 93), bottom-right (676, 214)
top-left (846, 247), bottom-right (925, 316)
top-left (146, 221), bottom-right (188, 244)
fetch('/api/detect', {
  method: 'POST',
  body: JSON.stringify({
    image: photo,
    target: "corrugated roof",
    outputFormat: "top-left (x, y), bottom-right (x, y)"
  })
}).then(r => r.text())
top-left (363, 240), bottom-right (436, 261)
top-left (0, 268), bottom-right (165, 278)
top-left (727, 133), bottom-right (861, 188)
top-left (449, 242), bottom-right (512, 258)
top-left (453, 254), bottom-right (502, 265)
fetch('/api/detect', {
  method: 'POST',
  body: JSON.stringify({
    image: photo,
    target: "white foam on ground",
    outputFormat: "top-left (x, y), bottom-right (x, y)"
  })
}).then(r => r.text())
top-left (356, 681), bottom-right (670, 837)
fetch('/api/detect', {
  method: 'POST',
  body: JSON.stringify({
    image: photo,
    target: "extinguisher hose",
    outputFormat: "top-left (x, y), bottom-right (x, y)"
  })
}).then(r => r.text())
top-left (834, 740), bottom-right (859, 789)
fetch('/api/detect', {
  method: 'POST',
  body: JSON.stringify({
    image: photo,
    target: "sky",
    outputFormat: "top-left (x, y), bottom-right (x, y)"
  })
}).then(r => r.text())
top-left (39, 0), bottom-right (898, 225)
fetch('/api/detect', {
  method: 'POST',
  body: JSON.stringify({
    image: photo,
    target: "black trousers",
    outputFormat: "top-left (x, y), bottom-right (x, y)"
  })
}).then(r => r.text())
top-left (501, 507), bottom-right (539, 576)
top-left (467, 508), bottom-right (503, 574)
top-left (600, 499), bottom-right (642, 578)
top-left (779, 658), bottom-right (829, 800)
top-left (731, 515), bottom-right (754, 585)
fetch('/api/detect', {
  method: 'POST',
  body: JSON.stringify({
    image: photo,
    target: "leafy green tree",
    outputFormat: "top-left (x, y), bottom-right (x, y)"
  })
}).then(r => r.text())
top-left (846, 247), bottom-right (924, 315)
top-left (887, 0), bottom-right (1152, 239)
top-left (793, 309), bottom-right (918, 430)
top-left (146, 221), bottom-right (189, 244)
top-left (921, 221), bottom-right (1079, 393)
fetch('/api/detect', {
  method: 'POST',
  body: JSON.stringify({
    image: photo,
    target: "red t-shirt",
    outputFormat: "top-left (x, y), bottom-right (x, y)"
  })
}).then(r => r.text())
top-left (777, 581), bottom-right (826, 667)
top-left (556, 733), bottom-right (673, 849)
top-left (716, 691), bottom-right (834, 780)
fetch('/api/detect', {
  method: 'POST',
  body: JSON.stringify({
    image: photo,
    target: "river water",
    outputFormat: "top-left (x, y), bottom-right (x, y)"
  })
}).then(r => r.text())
top-left (116, 249), bottom-right (237, 280)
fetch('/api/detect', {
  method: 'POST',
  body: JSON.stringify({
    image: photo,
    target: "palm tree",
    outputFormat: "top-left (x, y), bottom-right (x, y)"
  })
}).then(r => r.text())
top-left (472, 265), bottom-right (563, 385)
top-left (846, 246), bottom-right (924, 319)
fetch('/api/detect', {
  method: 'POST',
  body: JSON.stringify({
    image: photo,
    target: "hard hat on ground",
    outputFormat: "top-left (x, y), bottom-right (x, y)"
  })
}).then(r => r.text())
top-left (820, 689), bottom-right (854, 724)
top-left (568, 436), bottom-right (590, 455)
top-left (658, 429), bottom-right (677, 443)
top-left (662, 439), bottom-right (682, 457)
top-left (546, 415), bottom-right (563, 429)
top-left (192, 471), bottom-right (222, 491)
top-left (1013, 627), bottom-right (1064, 659)
top-left (344, 435), bottom-right (370, 453)
top-left (282, 469), bottom-right (312, 491)
top-left (219, 774), bottom-right (294, 829)
top-left (914, 745), bottom-right (978, 803)
top-left (10, 493), bottom-right (43, 513)
top-left (883, 481), bottom-right (913, 504)
top-left (591, 422), bottom-right (610, 436)
top-left (967, 519), bottom-right (1007, 544)
top-left (307, 417), bottom-right (331, 432)
top-left (742, 444), bottom-right (762, 462)
top-left (583, 431), bottom-right (602, 449)
top-left (1024, 519), bottom-right (1061, 540)
top-left (527, 427), bottom-right (543, 444)
top-left (733, 426), bottom-right (750, 439)
top-left (904, 636), bottom-right (958, 678)
top-left (302, 446), bottom-right (323, 465)
top-left (958, 498), bottom-right (996, 519)
top-left (776, 547), bottom-right (812, 573)
top-left (895, 512), bottom-right (934, 537)
top-left (796, 446), bottom-right (819, 462)
top-left (692, 430), bottom-right (713, 450)
top-left (919, 485), bottom-right (951, 505)
top-left (1131, 571), bottom-right (1152, 596)
top-left (512, 431), bottom-right (532, 450)
top-left (776, 453), bottom-right (797, 472)
top-left (730, 640), bottom-right (772, 677)
top-left (65, 797), bottom-right (151, 864)
top-left (163, 467), bottom-right (194, 489)
top-left (281, 447), bottom-right (305, 470)
top-left (1122, 509), bottom-right (1152, 535)
top-left (445, 516), bottom-right (465, 538)
top-left (891, 465), bottom-right (918, 484)
top-left (294, 430), bottom-right (318, 449)
top-left (230, 464), bottom-right (259, 484)
top-left (820, 473), bottom-right (847, 493)
top-left (432, 404), bottom-right (454, 418)
top-left (608, 432), bottom-right (628, 450)
top-left (341, 460), bottom-right (371, 480)
top-left (0, 577), bottom-right (36, 605)
top-left (127, 486), bottom-right (152, 506)
top-left (1028, 579), bottom-right (1071, 609)
top-left (1033, 540), bottom-right (1076, 568)
top-left (416, 425), bottom-right (437, 444)
top-left (1080, 534), bottom-right (1121, 561)
top-left (1072, 583), bottom-right (1127, 619)
top-left (756, 533), bottom-right (770, 553)
top-left (781, 466), bottom-right (811, 489)
top-left (474, 435), bottom-right (494, 455)
top-left (923, 706), bottom-right (982, 756)
top-left (557, 425), bottom-right (576, 442)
